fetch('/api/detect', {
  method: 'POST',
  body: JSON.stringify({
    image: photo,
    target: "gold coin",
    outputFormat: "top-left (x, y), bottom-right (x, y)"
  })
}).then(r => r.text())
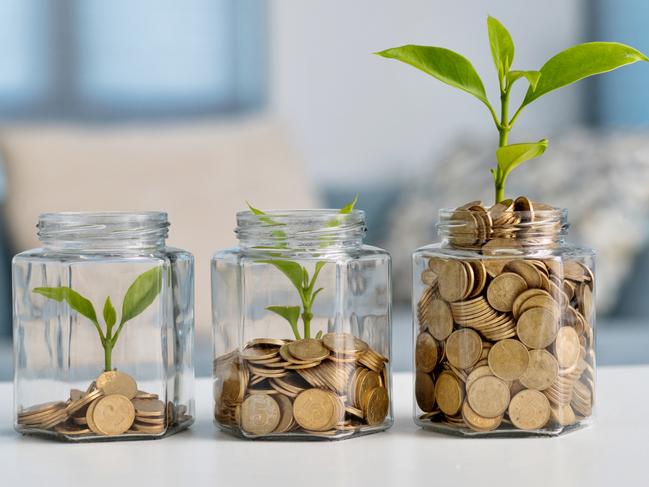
top-left (504, 260), bottom-right (542, 288)
top-left (92, 394), bottom-right (135, 436)
top-left (435, 371), bottom-right (464, 416)
top-left (577, 283), bottom-right (594, 320)
top-left (421, 270), bottom-right (438, 286)
top-left (444, 329), bottom-right (482, 369)
top-left (415, 332), bottom-right (438, 373)
top-left (465, 366), bottom-right (493, 392)
top-left (519, 349), bottom-right (559, 391)
top-left (365, 387), bottom-right (389, 426)
top-left (132, 398), bottom-right (166, 416)
top-left (272, 394), bottom-right (295, 433)
top-left (425, 299), bottom-right (454, 340)
top-left (487, 273), bottom-right (528, 312)
top-left (287, 339), bottom-right (330, 361)
top-left (461, 401), bottom-right (502, 432)
top-left (69, 389), bottom-right (85, 401)
top-left (96, 371), bottom-right (138, 399)
top-left (240, 394), bottom-right (281, 435)
top-left (512, 288), bottom-right (550, 319)
top-left (321, 333), bottom-right (368, 354)
top-left (468, 261), bottom-right (487, 297)
top-left (293, 388), bottom-right (342, 432)
top-left (550, 404), bottom-right (576, 426)
top-left (437, 260), bottom-right (469, 302)
top-left (555, 326), bottom-right (580, 368)
top-left (517, 307), bottom-right (559, 349)
top-left (131, 422), bottom-right (165, 434)
top-left (17, 401), bottom-right (66, 421)
top-left (508, 389), bottom-right (551, 430)
top-left (86, 398), bottom-right (102, 434)
top-left (487, 339), bottom-right (530, 381)
top-left (467, 375), bottom-right (510, 418)
top-left (415, 372), bottom-right (436, 412)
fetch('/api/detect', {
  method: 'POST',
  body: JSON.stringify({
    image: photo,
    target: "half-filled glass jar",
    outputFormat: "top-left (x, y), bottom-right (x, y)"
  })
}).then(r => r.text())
top-left (212, 208), bottom-right (392, 439)
top-left (13, 212), bottom-right (195, 441)
top-left (413, 198), bottom-right (595, 436)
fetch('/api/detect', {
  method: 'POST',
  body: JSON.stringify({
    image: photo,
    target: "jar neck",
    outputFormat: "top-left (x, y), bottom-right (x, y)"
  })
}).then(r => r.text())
top-left (38, 212), bottom-right (169, 252)
top-left (235, 209), bottom-right (366, 253)
top-left (437, 207), bottom-right (569, 251)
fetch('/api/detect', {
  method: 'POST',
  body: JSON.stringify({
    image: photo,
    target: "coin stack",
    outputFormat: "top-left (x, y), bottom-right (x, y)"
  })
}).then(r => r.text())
top-left (17, 370), bottom-right (190, 439)
top-left (214, 333), bottom-right (390, 438)
top-left (415, 198), bottom-right (595, 434)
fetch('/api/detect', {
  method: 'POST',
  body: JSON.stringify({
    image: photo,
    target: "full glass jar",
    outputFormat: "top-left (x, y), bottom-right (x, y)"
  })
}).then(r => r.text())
top-left (212, 209), bottom-right (392, 439)
top-left (413, 200), bottom-right (595, 436)
top-left (13, 212), bottom-right (194, 441)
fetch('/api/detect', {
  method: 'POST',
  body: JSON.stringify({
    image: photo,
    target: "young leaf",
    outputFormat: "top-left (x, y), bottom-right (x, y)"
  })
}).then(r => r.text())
top-left (507, 70), bottom-right (541, 91)
top-left (267, 305), bottom-right (301, 340)
top-left (33, 287), bottom-right (99, 325)
top-left (103, 296), bottom-right (116, 328)
top-left (487, 16), bottom-right (515, 82)
top-left (523, 42), bottom-right (649, 106)
top-left (496, 139), bottom-right (548, 179)
top-left (258, 260), bottom-right (306, 296)
top-left (120, 266), bottom-right (163, 324)
top-left (339, 195), bottom-right (358, 214)
top-left (315, 330), bottom-right (323, 339)
top-left (376, 45), bottom-right (490, 107)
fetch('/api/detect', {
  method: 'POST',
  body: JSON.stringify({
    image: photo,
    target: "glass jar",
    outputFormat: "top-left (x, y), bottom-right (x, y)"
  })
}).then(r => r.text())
top-left (413, 201), bottom-right (595, 436)
top-left (13, 212), bottom-right (195, 441)
top-left (212, 209), bottom-right (392, 439)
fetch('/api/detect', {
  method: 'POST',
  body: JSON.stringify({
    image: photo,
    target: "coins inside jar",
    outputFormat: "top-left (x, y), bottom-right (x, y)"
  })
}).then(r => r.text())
top-left (415, 198), bottom-right (595, 435)
top-left (214, 333), bottom-right (391, 437)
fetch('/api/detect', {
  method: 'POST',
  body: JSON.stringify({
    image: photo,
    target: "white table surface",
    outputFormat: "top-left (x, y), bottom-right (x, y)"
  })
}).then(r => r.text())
top-left (0, 367), bottom-right (647, 487)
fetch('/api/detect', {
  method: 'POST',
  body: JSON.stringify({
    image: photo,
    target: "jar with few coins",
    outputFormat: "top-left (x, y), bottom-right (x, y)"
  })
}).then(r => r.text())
top-left (13, 212), bottom-right (195, 441)
top-left (212, 209), bottom-right (392, 439)
top-left (413, 198), bottom-right (595, 436)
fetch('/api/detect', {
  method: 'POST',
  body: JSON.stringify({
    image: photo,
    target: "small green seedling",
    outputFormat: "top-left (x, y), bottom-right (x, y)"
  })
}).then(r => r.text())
top-left (33, 267), bottom-right (163, 371)
top-left (377, 16), bottom-right (648, 203)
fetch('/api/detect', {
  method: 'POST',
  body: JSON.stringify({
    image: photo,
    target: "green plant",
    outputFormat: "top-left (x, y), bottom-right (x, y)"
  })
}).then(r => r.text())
top-left (33, 267), bottom-right (163, 371)
top-left (377, 16), bottom-right (649, 203)
top-left (249, 198), bottom-right (358, 340)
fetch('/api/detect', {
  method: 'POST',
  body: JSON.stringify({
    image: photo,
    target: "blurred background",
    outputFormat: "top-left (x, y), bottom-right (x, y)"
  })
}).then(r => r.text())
top-left (1, 0), bottom-right (649, 378)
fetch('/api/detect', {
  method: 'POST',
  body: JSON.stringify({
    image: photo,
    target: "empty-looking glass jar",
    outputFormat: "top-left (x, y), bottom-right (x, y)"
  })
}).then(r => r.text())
top-left (212, 209), bottom-right (392, 439)
top-left (13, 212), bottom-right (194, 441)
top-left (413, 200), bottom-right (595, 436)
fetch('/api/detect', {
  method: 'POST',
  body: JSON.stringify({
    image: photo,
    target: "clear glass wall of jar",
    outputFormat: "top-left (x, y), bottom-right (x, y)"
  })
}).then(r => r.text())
top-left (13, 212), bottom-right (195, 441)
top-left (413, 203), bottom-right (595, 436)
top-left (212, 209), bottom-right (392, 439)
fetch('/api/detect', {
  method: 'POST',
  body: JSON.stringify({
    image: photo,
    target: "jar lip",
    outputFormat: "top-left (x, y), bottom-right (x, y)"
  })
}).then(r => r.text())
top-left (237, 208), bottom-right (365, 224)
top-left (39, 211), bottom-right (168, 223)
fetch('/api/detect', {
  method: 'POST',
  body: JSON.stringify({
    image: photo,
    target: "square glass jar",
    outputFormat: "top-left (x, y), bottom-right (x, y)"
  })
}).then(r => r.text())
top-left (13, 212), bottom-right (195, 441)
top-left (413, 204), bottom-right (595, 436)
top-left (212, 209), bottom-right (392, 439)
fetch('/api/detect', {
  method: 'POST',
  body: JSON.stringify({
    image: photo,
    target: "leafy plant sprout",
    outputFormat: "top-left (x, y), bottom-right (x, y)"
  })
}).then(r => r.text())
top-left (33, 267), bottom-right (163, 371)
top-left (248, 197), bottom-right (358, 340)
top-left (377, 16), bottom-right (648, 203)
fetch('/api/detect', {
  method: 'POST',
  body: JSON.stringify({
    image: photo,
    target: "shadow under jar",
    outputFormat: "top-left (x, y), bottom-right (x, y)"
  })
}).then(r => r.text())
top-left (13, 212), bottom-right (195, 441)
top-left (413, 204), bottom-right (595, 437)
top-left (212, 209), bottom-right (392, 439)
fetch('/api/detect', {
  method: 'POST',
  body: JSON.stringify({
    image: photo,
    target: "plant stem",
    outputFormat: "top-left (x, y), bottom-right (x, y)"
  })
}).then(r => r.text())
top-left (302, 305), bottom-right (313, 339)
top-left (103, 340), bottom-right (113, 371)
top-left (494, 87), bottom-right (512, 204)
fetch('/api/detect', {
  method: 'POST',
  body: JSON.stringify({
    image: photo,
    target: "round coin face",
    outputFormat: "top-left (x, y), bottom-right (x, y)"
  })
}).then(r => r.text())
top-left (517, 307), bottom-right (559, 349)
top-left (425, 299), bottom-right (454, 340)
top-left (435, 372), bottom-right (463, 416)
top-left (554, 326), bottom-right (580, 368)
top-left (365, 387), bottom-right (389, 426)
top-left (240, 394), bottom-right (281, 435)
top-left (92, 394), bottom-right (135, 436)
top-left (519, 349), bottom-right (558, 391)
top-left (467, 375), bottom-right (510, 418)
top-left (487, 273), bottom-right (528, 312)
top-left (96, 371), bottom-right (138, 399)
top-left (461, 401), bottom-right (502, 432)
top-left (322, 333), bottom-right (368, 354)
top-left (438, 260), bottom-right (469, 302)
top-left (445, 329), bottom-right (482, 370)
top-left (415, 372), bottom-right (436, 412)
top-left (508, 389), bottom-right (551, 430)
top-left (132, 398), bottom-right (165, 415)
top-left (415, 332), bottom-right (438, 373)
top-left (287, 339), bottom-right (330, 362)
top-left (487, 339), bottom-right (530, 381)
top-left (293, 389), bottom-right (340, 432)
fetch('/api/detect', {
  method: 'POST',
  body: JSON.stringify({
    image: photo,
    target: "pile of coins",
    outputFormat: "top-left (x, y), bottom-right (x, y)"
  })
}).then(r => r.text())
top-left (415, 198), bottom-right (595, 434)
top-left (214, 333), bottom-right (390, 437)
top-left (17, 371), bottom-right (190, 439)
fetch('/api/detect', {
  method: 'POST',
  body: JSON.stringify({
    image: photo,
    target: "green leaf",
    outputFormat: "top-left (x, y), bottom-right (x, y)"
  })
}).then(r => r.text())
top-left (523, 42), bottom-right (649, 106)
top-left (103, 296), bottom-right (116, 328)
top-left (496, 139), bottom-right (549, 180)
top-left (307, 261), bottom-right (327, 296)
top-left (376, 45), bottom-right (490, 106)
top-left (339, 195), bottom-right (358, 214)
top-left (487, 16), bottom-right (515, 82)
top-left (311, 287), bottom-right (325, 302)
top-left (246, 201), bottom-right (265, 216)
top-left (121, 267), bottom-right (163, 324)
top-left (259, 260), bottom-right (306, 295)
top-left (267, 305), bottom-right (301, 340)
top-left (315, 330), bottom-right (323, 339)
top-left (33, 287), bottom-right (98, 325)
top-left (507, 70), bottom-right (541, 91)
